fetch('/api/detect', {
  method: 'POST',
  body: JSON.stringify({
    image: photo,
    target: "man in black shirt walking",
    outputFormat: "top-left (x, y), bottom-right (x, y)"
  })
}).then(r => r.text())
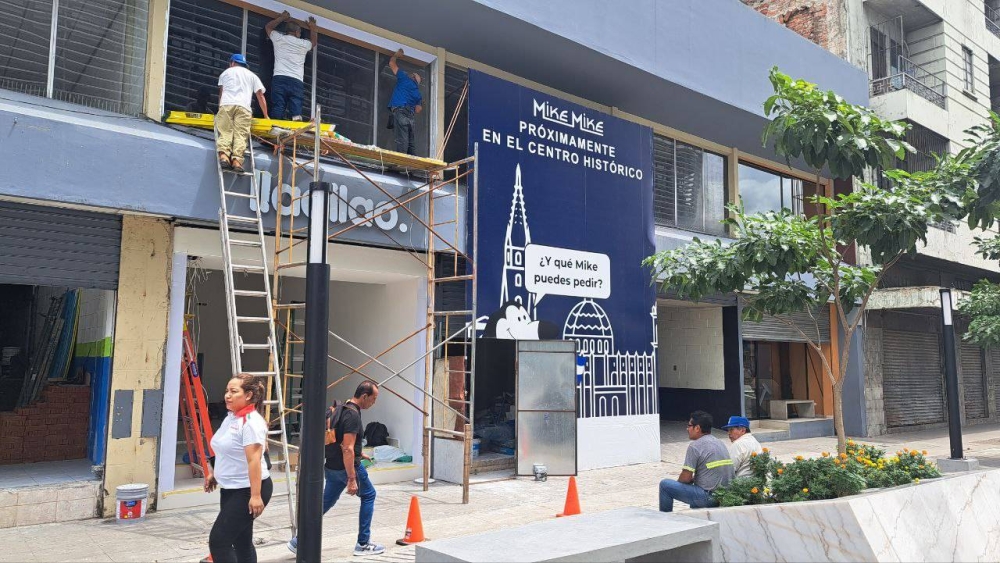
top-left (287, 382), bottom-right (383, 556)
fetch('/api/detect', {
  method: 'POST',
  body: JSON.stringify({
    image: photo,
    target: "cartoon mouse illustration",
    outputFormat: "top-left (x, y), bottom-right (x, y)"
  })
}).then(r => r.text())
top-left (483, 300), bottom-right (560, 340)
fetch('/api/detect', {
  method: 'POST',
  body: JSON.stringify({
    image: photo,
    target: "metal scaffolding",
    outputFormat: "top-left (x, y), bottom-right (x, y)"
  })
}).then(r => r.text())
top-left (264, 103), bottom-right (478, 509)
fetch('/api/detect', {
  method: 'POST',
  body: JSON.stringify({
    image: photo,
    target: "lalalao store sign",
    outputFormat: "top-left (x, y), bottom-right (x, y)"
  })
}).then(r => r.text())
top-left (468, 69), bottom-right (661, 470)
top-left (201, 154), bottom-right (446, 251)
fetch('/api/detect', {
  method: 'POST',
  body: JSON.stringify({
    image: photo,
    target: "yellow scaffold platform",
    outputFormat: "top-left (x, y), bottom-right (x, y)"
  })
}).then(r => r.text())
top-left (165, 111), bottom-right (447, 172)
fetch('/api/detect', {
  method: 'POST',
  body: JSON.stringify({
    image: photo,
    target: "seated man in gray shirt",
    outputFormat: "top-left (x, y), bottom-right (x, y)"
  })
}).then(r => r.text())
top-left (659, 410), bottom-right (734, 512)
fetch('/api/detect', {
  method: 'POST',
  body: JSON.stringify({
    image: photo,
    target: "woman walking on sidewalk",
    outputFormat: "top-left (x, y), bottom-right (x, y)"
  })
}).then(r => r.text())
top-left (205, 374), bottom-right (273, 562)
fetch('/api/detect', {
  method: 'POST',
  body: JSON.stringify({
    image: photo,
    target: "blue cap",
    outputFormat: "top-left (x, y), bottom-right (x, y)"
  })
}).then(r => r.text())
top-left (230, 53), bottom-right (248, 65)
top-left (721, 416), bottom-right (750, 430)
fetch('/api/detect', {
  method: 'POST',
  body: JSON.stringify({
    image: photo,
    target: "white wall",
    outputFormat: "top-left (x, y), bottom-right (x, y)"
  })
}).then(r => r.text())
top-left (657, 303), bottom-right (725, 390)
top-left (325, 279), bottom-right (425, 462)
top-left (184, 267), bottom-right (425, 460)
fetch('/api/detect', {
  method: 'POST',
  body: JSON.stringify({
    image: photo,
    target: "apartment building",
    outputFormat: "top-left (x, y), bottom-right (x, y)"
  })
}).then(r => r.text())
top-left (0, 0), bottom-right (862, 525)
top-left (745, 0), bottom-right (1000, 436)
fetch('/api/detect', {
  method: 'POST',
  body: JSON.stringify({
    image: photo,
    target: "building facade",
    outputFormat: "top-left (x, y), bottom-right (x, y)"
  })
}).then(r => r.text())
top-left (745, 0), bottom-right (1000, 436)
top-left (0, 0), bottom-right (863, 525)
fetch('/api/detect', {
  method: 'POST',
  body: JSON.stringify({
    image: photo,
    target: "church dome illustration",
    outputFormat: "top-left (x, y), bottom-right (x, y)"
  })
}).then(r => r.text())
top-left (563, 299), bottom-right (614, 346)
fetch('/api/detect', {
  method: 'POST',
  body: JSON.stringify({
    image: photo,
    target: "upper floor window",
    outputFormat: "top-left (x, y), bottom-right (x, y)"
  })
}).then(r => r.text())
top-left (738, 163), bottom-right (817, 216)
top-left (0, 0), bottom-right (149, 115)
top-left (653, 135), bottom-right (727, 236)
top-left (963, 46), bottom-right (975, 95)
top-left (164, 0), bottom-right (430, 155)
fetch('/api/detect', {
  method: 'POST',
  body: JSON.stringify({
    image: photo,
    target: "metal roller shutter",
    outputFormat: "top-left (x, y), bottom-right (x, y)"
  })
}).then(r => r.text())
top-left (742, 308), bottom-right (832, 343)
top-left (960, 342), bottom-right (987, 420)
top-left (993, 348), bottom-right (1000, 417)
top-left (0, 202), bottom-right (121, 290)
top-left (883, 329), bottom-right (944, 428)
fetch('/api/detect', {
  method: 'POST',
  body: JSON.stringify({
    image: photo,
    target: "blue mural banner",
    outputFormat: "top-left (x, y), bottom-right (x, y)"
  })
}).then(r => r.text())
top-left (468, 70), bottom-right (658, 419)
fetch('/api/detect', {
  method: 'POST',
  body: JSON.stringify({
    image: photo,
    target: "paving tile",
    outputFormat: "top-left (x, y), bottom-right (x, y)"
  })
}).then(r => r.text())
top-left (17, 489), bottom-right (58, 507)
top-left (0, 491), bottom-right (16, 509)
top-left (56, 498), bottom-right (97, 522)
top-left (15, 503), bottom-right (57, 527)
top-left (0, 506), bottom-right (15, 529)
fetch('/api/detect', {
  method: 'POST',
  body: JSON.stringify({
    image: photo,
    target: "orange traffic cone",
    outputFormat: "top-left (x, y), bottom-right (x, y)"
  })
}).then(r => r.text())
top-left (396, 495), bottom-right (428, 545)
top-left (199, 556), bottom-right (213, 563)
top-left (556, 476), bottom-right (581, 517)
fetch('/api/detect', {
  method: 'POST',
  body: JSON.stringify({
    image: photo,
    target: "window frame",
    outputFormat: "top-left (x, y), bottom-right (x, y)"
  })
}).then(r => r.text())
top-left (162, 0), bottom-right (433, 154)
top-left (963, 46), bottom-right (975, 95)
top-left (652, 133), bottom-right (729, 237)
top-left (0, 0), bottom-right (149, 115)
top-left (736, 161), bottom-right (822, 217)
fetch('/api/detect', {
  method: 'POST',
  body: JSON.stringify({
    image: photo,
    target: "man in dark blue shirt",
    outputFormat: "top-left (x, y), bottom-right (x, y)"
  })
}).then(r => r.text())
top-left (387, 48), bottom-right (423, 155)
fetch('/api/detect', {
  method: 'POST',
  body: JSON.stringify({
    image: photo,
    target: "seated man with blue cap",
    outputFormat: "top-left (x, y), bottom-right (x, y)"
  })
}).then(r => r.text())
top-left (721, 415), bottom-right (762, 478)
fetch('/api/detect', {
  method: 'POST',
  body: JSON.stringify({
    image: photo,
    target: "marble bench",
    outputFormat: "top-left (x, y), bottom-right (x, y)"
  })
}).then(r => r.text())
top-left (414, 507), bottom-right (720, 562)
top-left (769, 399), bottom-right (815, 420)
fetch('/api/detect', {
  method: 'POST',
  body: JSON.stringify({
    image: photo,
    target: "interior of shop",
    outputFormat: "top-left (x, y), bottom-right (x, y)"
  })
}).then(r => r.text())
top-left (0, 283), bottom-right (114, 488)
top-left (167, 261), bottom-right (424, 495)
top-left (742, 340), bottom-right (828, 419)
top-left (470, 338), bottom-right (517, 477)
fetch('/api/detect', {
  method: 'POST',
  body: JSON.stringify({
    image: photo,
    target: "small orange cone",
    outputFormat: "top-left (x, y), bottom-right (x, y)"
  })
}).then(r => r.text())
top-left (199, 556), bottom-right (213, 563)
top-left (556, 476), bottom-right (581, 517)
top-left (396, 495), bottom-right (428, 545)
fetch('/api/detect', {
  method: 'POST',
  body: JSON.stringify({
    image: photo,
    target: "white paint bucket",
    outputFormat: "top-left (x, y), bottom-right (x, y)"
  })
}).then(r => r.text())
top-left (116, 483), bottom-right (148, 523)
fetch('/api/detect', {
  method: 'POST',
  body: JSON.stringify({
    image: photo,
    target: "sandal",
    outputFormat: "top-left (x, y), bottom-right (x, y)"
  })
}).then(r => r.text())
top-left (218, 153), bottom-right (231, 170)
top-left (230, 158), bottom-right (244, 173)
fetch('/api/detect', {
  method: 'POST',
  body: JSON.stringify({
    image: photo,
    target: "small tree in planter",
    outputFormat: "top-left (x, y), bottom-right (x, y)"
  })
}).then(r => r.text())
top-left (644, 69), bottom-right (966, 454)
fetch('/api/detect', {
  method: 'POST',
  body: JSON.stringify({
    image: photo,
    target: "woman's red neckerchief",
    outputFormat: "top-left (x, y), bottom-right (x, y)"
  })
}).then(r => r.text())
top-left (234, 404), bottom-right (256, 422)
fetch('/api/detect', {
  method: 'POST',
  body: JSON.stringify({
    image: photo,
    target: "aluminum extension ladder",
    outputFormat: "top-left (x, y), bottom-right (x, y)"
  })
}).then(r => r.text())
top-left (214, 125), bottom-right (297, 534)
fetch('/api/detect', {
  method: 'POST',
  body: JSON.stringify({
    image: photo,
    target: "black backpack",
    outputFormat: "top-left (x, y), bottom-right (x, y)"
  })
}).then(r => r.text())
top-left (363, 421), bottom-right (389, 447)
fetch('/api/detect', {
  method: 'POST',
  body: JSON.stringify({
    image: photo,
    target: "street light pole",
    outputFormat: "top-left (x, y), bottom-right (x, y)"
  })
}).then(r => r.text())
top-left (940, 288), bottom-right (964, 460)
top-left (298, 109), bottom-right (330, 562)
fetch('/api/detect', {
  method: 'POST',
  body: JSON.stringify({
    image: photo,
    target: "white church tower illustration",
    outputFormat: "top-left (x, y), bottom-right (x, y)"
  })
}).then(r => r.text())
top-left (501, 165), bottom-right (535, 319)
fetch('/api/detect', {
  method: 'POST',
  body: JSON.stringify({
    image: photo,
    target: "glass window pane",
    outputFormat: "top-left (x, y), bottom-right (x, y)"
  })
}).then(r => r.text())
top-left (246, 11), bottom-right (275, 101)
top-left (652, 135), bottom-right (676, 227)
top-left (738, 163), bottom-right (783, 214)
top-left (675, 142), bottom-right (704, 231)
top-left (0, 0), bottom-right (52, 97)
top-left (164, 0), bottom-right (243, 114)
top-left (54, 0), bottom-right (148, 115)
top-left (442, 65), bottom-right (468, 164)
top-left (702, 151), bottom-right (727, 236)
top-left (376, 53), bottom-right (430, 156)
top-left (303, 35), bottom-right (376, 145)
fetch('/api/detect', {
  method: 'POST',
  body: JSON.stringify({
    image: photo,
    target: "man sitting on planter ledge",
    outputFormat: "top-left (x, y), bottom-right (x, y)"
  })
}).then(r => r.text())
top-left (659, 411), bottom-right (734, 512)
top-left (722, 415), bottom-right (763, 478)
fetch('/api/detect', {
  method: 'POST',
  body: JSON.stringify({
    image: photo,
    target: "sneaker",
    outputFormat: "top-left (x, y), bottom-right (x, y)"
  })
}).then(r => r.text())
top-left (353, 542), bottom-right (385, 557)
top-left (286, 536), bottom-right (297, 555)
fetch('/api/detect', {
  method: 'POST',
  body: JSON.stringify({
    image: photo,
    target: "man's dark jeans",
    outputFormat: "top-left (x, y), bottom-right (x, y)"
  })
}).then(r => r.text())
top-left (271, 75), bottom-right (304, 120)
top-left (391, 107), bottom-right (416, 155)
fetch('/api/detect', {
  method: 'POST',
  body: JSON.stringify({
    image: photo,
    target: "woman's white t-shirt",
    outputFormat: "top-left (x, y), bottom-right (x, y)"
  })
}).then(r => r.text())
top-left (210, 408), bottom-right (270, 489)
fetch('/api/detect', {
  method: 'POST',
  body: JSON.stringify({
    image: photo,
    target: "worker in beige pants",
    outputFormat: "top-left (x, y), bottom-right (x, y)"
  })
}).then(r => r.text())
top-left (217, 54), bottom-right (269, 172)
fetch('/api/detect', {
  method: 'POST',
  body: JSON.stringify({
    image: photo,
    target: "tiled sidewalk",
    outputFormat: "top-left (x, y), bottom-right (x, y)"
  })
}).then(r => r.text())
top-left (2, 423), bottom-right (998, 562)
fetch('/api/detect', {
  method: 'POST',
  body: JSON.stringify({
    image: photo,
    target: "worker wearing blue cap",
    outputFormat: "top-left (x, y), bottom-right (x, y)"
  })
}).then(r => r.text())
top-left (216, 53), bottom-right (269, 172)
top-left (721, 415), bottom-right (762, 478)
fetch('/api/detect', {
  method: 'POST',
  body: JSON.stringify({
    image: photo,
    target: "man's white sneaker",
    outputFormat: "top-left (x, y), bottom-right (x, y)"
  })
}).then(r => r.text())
top-left (353, 542), bottom-right (386, 556)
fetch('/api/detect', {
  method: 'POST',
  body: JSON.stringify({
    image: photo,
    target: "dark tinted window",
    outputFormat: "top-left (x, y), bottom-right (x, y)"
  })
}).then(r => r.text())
top-left (164, 0), bottom-right (242, 114)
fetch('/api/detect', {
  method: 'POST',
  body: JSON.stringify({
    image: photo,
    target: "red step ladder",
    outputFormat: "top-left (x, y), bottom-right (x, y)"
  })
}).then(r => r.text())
top-left (180, 322), bottom-right (214, 477)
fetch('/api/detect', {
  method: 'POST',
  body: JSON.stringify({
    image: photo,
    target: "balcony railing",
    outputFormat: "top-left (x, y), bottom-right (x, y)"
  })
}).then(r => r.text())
top-left (870, 55), bottom-right (947, 109)
top-left (987, 5), bottom-right (1000, 39)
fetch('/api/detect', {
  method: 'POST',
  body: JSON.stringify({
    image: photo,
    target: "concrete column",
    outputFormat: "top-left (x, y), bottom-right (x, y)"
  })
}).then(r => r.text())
top-left (101, 216), bottom-right (173, 516)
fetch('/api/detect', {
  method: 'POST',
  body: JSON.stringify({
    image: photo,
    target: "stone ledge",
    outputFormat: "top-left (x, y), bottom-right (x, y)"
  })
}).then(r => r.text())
top-left (689, 469), bottom-right (1000, 562)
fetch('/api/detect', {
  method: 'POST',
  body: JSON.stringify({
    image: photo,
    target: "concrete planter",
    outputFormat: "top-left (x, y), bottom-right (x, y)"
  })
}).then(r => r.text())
top-left (688, 470), bottom-right (1000, 562)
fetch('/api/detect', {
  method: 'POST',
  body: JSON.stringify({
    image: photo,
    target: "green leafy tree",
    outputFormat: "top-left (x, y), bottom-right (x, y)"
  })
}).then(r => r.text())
top-left (954, 113), bottom-right (1000, 346)
top-left (644, 68), bottom-right (965, 454)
